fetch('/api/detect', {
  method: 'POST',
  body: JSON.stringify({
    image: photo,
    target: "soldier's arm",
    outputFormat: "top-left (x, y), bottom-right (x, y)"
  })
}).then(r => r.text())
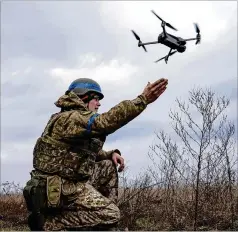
top-left (96, 149), bottom-right (121, 161)
top-left (53, 95), bottom-right (147, 138)
top-left (91, 95), bottom-right (147, 135)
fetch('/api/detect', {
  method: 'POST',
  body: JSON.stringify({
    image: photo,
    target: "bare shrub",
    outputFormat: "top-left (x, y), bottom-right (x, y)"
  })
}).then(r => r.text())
top-left (147, 87), bottom-right (238, 230)
top-left (0, 182), bottom-right (28, 230)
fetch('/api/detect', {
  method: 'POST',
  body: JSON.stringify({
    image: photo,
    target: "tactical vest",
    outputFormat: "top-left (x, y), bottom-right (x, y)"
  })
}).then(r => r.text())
top-left (33, 112), bottom-right (105, 181)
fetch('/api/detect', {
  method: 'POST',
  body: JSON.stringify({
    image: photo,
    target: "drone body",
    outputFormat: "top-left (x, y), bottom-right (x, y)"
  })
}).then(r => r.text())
top-left (157, 32), bottom-right (187, 52)
top-left (131, 10), bottom-right (201, 63)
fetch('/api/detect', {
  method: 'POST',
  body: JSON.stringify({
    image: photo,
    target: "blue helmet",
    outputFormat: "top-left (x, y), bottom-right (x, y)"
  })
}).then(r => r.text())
top-left (68, 78), bottom-right (104, 100)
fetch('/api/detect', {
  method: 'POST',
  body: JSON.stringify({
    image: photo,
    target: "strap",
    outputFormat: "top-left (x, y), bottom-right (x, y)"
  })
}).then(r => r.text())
top-left (41, 135), bottom-right (89, 149)
top-left (86, 113), bottom-right (99, 133)
top-left (41, 136), bottom-right (72, 149)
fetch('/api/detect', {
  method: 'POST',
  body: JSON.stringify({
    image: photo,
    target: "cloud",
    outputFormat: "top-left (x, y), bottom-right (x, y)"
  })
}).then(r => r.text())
top-left (99, 1), bottom-right (237, 69)
top-left (100, 1), bottom-right (236, 43)
top-left (49, 54), bottom-right (139, 87)
top-left (1, 1), bottom-right (237, 186)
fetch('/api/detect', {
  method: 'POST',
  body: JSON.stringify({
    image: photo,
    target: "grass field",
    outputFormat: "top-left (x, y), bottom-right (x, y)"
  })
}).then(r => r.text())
top-left (1, 183), bottom-right (238, 231)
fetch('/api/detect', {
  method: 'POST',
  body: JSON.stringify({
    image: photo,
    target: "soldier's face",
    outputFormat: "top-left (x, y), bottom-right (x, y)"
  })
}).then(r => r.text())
top-left (87, 96), bottom-right (101, 112)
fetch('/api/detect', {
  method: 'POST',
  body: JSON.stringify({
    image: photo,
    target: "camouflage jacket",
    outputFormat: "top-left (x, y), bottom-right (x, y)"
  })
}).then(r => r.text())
top-left (33, 91), bottom-right (147, 180)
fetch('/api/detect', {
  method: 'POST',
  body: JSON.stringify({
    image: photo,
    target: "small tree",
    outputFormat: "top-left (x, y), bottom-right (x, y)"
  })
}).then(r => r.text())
top-left (148, 87), bottom-right (237, 230)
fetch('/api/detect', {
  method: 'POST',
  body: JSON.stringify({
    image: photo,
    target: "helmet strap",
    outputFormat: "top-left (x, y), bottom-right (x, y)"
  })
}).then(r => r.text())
top-left (80, 92), bottom-right (98, 103)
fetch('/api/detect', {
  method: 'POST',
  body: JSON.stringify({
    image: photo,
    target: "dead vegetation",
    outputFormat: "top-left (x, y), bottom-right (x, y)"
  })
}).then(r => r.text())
top-left (0, 182), bottom-right (28, 230)
top-left (117, 173), bottom-right (238, 231)
top-left (1, 88), bottom-right (237, 231)
top-left (1, 179), bottom-right (237, 231)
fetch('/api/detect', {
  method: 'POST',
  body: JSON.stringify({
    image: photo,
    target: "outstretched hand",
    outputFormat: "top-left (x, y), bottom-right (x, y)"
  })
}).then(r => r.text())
top-left (112, 152), bottom-right (125, 172)
top-left (142, 78), bottom-right (168, 104)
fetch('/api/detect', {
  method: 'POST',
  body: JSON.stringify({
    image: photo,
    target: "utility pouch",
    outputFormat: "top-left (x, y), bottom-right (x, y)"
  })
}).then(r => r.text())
top-left (23, 178), bottom-right (46, 231)
top-left (23, 177), bottom-right (47, 213)
top-left (47, 175), bottom-right (62, 208)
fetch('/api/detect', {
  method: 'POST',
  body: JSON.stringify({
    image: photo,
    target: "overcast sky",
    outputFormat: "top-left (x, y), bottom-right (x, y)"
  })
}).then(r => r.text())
top-left (1, 1), bottom-right (237, 187)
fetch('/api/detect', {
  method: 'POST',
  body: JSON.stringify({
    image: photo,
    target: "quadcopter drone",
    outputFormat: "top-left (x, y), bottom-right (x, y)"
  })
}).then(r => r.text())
top-left (131, 10), bottom-right (201, 64)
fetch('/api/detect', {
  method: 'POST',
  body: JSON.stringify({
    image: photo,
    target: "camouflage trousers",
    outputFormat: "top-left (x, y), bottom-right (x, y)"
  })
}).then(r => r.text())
top-left (43, 159), bottom-right (120, 231)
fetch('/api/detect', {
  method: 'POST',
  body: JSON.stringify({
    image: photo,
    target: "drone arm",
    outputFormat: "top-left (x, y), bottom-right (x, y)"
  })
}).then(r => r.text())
top-left (154, 49), bottom-right (177, 63)
top-left (182, 36), bottom-right (200, 45)
top-left (164, 48), bottom-right (173, 63)
top-left (162, 22), bottom-right (167, 37)
top-left (182, 38), bottom-right (197, 42)
top-left (167, 48), bottom-right (173, 56)
top-left (139, 41), bottom-right (160, 46)
top-left (155, 48), bottom-right (175, 63)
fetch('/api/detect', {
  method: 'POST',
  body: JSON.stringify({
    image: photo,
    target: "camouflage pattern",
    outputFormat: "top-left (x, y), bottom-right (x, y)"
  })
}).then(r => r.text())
top-left (43, 160), bottom-right (120, 231)
top-left (24, 91), bottom-right (148, 230)
top-left (90, 159), bottom-right (119, 205)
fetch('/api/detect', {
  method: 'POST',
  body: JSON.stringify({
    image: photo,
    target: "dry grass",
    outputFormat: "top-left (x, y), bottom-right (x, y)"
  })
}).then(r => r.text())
top-left (117, 185), bottom-right (238, 231)
top-left (0, 194), bottom-right (29, 231)
top-left (1, 182), bottom-right (238, 231)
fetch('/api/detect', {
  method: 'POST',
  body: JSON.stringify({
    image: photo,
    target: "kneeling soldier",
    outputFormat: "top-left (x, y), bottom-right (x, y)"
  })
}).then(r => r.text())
top-left (23, 77), bottom-right (168, 231)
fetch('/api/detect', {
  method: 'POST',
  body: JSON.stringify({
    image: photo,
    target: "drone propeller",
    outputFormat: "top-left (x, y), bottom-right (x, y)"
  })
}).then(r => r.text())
top-left (194, 23), bottom-right (200, 34)
top-left (151, 10), bottom-right (178, 31)
top-left (131, 30), bottom-right (147, 52)
top-left (131, 30), bottom-right (140, 40)
top-left (155, 51), bottom-right (177, 63)
top-left (194, 23), bottom-right (201, 44)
